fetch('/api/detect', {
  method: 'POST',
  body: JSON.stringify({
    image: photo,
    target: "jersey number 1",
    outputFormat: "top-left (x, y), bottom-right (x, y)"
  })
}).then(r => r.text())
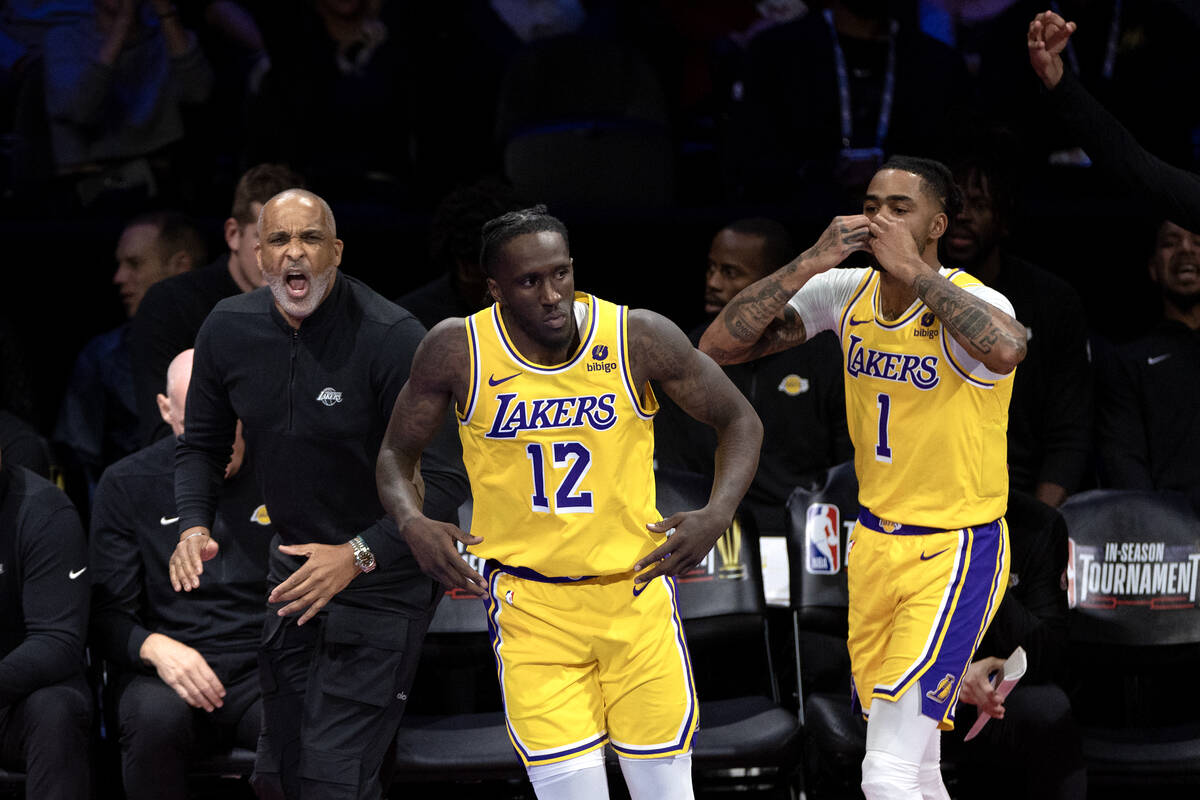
top-left (526, 442), bottom-right (594, 513)
top-left (875, 393), bottom-right (892, 463)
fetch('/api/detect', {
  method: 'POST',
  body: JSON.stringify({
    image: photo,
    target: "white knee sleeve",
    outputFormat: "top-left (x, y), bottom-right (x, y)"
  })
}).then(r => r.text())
top-left (527, 749), bottom-right (609, 800)
top-left (863, 690), bottom-right (945, 800)
top-left (861, 749), bottom-right (922, 800)
top-left (617, 751), bottom-right (694, 800)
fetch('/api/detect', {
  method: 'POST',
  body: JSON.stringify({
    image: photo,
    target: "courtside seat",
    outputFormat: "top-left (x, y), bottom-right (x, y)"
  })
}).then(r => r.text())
top-left (656, 467), bottom-right (803, 798)
top-left (1059, 489), bottom-right (1200, 787)
top-left (785, 462), bottom-right (862, 797)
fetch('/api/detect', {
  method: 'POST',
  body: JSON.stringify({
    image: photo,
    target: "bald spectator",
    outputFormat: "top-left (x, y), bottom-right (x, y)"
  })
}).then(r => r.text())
top-left (90, 349), bottom-right (270, 800)
top-left (54, 210), bottom-right (205, 506)
top-left (130, 163), bottom-right (304, 446)
top-left (0, 446), bottom-right (92, 798)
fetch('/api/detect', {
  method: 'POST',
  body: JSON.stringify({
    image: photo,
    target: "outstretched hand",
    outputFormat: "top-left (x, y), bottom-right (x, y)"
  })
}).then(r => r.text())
top-left (634, 507), bottom-right (730, 585)
top-left (401, 517), bottom-right (486, 596)
top-left (1028, 10), bottom-right (1077, 90)
top-left (169, 527), bottom-right (220, 592)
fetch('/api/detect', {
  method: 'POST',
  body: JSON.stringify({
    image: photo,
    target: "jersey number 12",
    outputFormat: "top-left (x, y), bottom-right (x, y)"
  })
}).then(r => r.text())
top-left (526, 441), bottom-right (594, 513)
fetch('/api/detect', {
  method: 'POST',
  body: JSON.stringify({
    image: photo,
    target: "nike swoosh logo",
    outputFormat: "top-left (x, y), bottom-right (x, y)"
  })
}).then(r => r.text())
top-left (848, 317), bottom-right (871, 326)
top-left (633, 580), bottom-right (650, 597)
top-left (919, 549), bottom-right (949, 561)
top-left (1147, 354), bottom-right (1171, 365)
top-left (488, 372), bottom-right (521, 386)
top-left (68, 567), bottom-right (87, 580)
top-left (160, 516), bottom-right (179, 526)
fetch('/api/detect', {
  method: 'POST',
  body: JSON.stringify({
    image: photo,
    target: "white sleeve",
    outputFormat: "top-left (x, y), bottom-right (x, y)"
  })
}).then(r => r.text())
top-left (945, 283), bottom-right (1018, 383)
top-left (786, 268), bottom-right (869, 338)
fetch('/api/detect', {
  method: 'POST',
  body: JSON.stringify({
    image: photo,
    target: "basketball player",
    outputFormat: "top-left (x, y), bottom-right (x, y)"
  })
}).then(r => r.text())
top-left (700, 156), bottom-right (1027, 800)
top-left (377, 206), bottom-right (762, 800)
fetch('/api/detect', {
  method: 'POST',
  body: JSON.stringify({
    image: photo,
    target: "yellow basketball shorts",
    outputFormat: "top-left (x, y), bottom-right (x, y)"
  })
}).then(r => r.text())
top-left (846, 509), bottom-right (1009, 730)
top-left (483, 561), bottom-right (698, 766)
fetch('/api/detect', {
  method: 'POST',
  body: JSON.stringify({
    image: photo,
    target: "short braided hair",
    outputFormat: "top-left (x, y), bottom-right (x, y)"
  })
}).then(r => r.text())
top-left (479, 205), bottom-right (569, 277)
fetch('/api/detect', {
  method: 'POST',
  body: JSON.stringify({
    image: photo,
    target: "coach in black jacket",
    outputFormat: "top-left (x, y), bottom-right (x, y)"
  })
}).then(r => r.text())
top-left (167, 189), bottom-right (467, 800)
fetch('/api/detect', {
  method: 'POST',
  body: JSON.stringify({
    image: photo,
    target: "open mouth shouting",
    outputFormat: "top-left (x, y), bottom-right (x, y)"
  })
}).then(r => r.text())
top-left (284, 267), bottom-right (310, 301)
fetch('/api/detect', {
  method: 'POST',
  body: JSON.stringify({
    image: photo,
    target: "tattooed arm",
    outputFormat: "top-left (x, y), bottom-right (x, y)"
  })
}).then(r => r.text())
top-left (869, 213), bottom-right (1028, 374)
top-left (377, 320), bottom-right (486, 595)
top-left (628, 310), bottom-right (762, 583)
top-left (699, 215), bottom-right (872, 364)
top-left (913, 273), bottom-right (1027, 373)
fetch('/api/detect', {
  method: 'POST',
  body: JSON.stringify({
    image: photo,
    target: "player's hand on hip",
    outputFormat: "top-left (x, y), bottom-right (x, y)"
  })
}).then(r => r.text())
top-left (1027, 10), bottom-right (1075, 89)
top-left (169, 526), bottom-right (219, 592)
top-left (139, 633), bottom-right (226, 712)
top-left (400, 517), bottom-right (487, 596)
top-left (804, 215), bottom-right (873, 271)
top-left (269, 542), bottom-right (362, 625)
top-left (958, 656), bottom-right (1007, 719)
top-left (635, 509), bottom-right (728, 585)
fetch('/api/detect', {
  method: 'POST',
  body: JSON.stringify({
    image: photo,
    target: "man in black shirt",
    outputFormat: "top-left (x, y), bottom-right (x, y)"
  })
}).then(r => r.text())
top-left (167, 189), bottom-right (467, 800)
top-left (1096, 221), bottom-right (1200, 498)
top-left (90, 349), bottom-right (272, 800)
top-left (944, 154), bottom-right (1091, 507)
top-left (0, 448), bottom-right (92, 798)
top-left (130, 163), bottom-right (304, 445)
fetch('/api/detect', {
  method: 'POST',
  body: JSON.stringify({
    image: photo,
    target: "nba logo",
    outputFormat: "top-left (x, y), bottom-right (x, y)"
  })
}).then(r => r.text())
top-left (805, 503), bottom-right (841, 574)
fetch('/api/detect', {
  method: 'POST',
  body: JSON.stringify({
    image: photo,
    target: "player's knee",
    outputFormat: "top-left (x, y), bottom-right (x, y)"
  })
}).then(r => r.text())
top-left (917, 763), bottom-right (950, 800)
top-left (617, 751), bottom-right (693, 800)
top-left (861, 749), bottom-right (922, 800)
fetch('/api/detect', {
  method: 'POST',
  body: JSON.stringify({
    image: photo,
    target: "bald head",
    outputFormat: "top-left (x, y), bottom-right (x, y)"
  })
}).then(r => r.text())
top-left (258, 189), bottom-right (336, 238)
top-left (157, 349), bottom-right (195, 436)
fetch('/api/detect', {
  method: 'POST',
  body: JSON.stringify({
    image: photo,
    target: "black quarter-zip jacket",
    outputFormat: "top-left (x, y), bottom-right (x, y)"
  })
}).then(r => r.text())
top-left (175, 273), bottom-right (467, 583)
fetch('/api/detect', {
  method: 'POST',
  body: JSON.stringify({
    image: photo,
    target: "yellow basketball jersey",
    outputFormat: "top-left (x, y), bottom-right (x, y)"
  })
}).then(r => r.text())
top-left (458, 293), bottom-right (662, 576)
top-left (837, 269), bottom-right (1013, 528)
